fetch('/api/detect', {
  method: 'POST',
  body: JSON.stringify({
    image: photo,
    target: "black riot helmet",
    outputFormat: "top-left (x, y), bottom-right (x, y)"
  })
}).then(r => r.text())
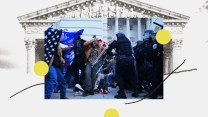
top-left (143, 30), bottom-right (155, 41)
top-left (116, 32), bottom-right (129, 41)
top-left (115, 32), bottom-right (133, 55)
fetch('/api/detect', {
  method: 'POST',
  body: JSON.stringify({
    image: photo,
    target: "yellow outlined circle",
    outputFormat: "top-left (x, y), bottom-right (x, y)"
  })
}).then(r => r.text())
top-left (156, 29), bottom-right (171, 45)
top-left (34, 61), bottom-right (49, 76)
top-left (104, 108), bottom-right (119, 117)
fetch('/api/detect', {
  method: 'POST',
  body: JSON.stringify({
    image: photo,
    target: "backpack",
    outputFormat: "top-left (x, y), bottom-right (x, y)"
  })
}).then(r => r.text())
top-left (74, 39), bottom-right (84, 57)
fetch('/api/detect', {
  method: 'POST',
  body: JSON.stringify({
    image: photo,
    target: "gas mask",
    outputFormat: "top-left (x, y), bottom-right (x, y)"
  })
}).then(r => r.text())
top-left (143, 32), bottom-right (151, 41)
top-left (143, 30), bottom-right (155, 41)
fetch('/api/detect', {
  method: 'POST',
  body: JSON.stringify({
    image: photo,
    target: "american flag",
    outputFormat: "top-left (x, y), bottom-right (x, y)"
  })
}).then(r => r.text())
top-left (44, 28), bottom-right (84, 66)
top-left (44, 27), bottom-right (63, 65)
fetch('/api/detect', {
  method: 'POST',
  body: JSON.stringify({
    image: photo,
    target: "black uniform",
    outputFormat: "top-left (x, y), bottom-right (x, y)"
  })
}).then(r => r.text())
top-left (139, 38), bottom-right (163, 99)
top-left (107, 33), bottom-right (138, 99)
top-left (135, 37), bottom-right (156, 94)
top-left (134, 41), bottom-right (145, 93)
top-left (150, 40), bottom-right (163, 99)
top-left (72, 38), bottom-right (86, 88)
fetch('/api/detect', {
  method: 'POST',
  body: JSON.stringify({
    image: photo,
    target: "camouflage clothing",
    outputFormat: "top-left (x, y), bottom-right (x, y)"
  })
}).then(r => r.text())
top-left (88, 47), bottom-right (99, 64)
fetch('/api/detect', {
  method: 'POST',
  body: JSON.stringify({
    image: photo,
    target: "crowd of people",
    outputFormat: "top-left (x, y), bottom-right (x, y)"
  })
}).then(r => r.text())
top-left (44, 29), bottom-right (163, 99)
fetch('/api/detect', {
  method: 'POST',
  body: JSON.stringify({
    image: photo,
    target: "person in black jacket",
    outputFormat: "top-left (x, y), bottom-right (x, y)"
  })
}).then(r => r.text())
top-left (134, 41), bottom-right (145, 93)
top-left (149, 37), bottom-right (163, 99)
top-left (106, 33), bottom-right (138, 99)
top-left (72, 35), bottom-right (86, 90)
top-left (138, 30), bottom-right (163, 99)
top-left (72, 35), bottom-right (95, 95)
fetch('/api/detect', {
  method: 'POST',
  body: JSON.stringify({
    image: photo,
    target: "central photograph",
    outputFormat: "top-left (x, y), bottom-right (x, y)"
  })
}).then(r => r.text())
top-left (44, 18), bottom-right (164, 99)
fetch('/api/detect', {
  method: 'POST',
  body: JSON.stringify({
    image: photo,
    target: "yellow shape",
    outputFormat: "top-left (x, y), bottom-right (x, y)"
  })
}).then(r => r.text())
top-left (156, 29), bottom-right (171, 45)
top-left (34, 61), bottom-right (49, 76)
top-left (104, 108), bottom-right (119, 117)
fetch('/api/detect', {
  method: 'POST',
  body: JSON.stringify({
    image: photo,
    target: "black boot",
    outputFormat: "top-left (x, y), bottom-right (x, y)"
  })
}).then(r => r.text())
top-left (131, 93), bottom-right (139, 98)
top-left (60, 96), bottom-right (69, 99)
top-left (82, 90), bottom-right (94, 97)
top-left (82, 90), bottom-right (90, 97)
top-left (132, 88), bottom-right (139, 98)
top-left (89, 90), bottom-right (94, 95)
top-left (115, 90), bottom-right (127, 99)
top-left (114, 94), bottom-right (127, 99)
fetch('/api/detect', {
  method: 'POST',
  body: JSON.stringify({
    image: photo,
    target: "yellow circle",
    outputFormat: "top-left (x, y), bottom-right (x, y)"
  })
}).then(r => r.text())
top-left (156, 29), bottom-right (171, 45)
top-left (104, 108), bottom-right (119, 117)
top-left (34, 61), bottom-right (49, 76)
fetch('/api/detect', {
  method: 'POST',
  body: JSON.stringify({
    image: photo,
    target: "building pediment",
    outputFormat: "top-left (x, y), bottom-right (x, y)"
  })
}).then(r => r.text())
top-left (18, 0), bottom-right (189, 75)
top-left (18, 0), bottom-right (189, 22)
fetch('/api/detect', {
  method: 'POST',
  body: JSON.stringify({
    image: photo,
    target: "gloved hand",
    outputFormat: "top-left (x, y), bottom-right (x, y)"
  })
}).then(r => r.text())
top-left (153, 44), bottom-right (157, 49)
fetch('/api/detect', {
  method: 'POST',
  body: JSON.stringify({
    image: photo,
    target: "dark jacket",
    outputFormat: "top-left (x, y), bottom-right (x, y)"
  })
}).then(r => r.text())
top-left (107, 33), bottom-right (133, 56)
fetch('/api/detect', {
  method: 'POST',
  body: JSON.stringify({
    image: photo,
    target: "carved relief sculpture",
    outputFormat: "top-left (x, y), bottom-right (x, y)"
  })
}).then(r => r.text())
top-left (100, 4), bottom-right (109, 18)
top-left (91, 2), bottom-right (100, 18)
top-left (108, 2), bottom-right (116, 18)
top-left (121, 6), bottom-right (129, 18)
top-left (129, 8), bottom-right (137, 18)
top-left (81, 6), bottom-right (90, 18)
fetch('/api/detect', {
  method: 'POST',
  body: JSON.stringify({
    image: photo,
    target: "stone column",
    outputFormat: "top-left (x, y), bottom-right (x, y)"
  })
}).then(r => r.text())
top-left (114, 4), bottom-right (119, 35)
top-left (163, 41), bottom-right (173, 74)
top-left (172, 38), bottom-right (183, 70)
top-left (115, 18), bottom-right (119, 35)
top-left (25, 38), bottom-right (36, 74)
top-left (168, 25), bottom-right (183, 71)
top-left (126, 18), bottom-right (130, 39)
top-left (164, 56), bottom-right (169, 74)
top-left (137, 18), bottom-right (142, 41)
top-left (102, 18), bottom-right (108, 42)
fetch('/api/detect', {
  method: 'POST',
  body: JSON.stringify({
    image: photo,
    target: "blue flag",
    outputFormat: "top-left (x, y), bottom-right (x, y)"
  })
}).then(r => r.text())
top-left (64, 47), bottom-right (75, 66)
top-left (61, 29), bottom-right (84, 67)
top-left (60, 29), bottom-right (84, 46)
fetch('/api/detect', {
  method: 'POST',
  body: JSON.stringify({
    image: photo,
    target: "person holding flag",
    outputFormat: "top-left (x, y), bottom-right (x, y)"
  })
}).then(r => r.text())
top-left (44, 27), bottom-right (68, 99)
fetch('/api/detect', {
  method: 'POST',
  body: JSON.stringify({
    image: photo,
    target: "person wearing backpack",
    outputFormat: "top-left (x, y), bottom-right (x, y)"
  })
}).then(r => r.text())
top-left (72, 35), bottom-right (95, 95)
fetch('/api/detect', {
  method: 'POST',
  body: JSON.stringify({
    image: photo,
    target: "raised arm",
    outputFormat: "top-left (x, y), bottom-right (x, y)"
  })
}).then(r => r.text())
top-left (106, 41), bottom-right (117, 56)
top-left (83, 38), bottom-right (96, 47)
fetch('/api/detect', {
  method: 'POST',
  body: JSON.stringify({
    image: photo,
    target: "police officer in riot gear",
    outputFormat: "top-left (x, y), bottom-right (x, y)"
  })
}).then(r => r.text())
top-left (150, 33), bottom-right (163, 99)
top-left (138, 29), bottom-right (163, 99)
top-left (135, 30), bottom-right (156, 94)
top-left (133, 40), bottom-right (144, 93)
top-left (107, 32), bottom-right (138, 99)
